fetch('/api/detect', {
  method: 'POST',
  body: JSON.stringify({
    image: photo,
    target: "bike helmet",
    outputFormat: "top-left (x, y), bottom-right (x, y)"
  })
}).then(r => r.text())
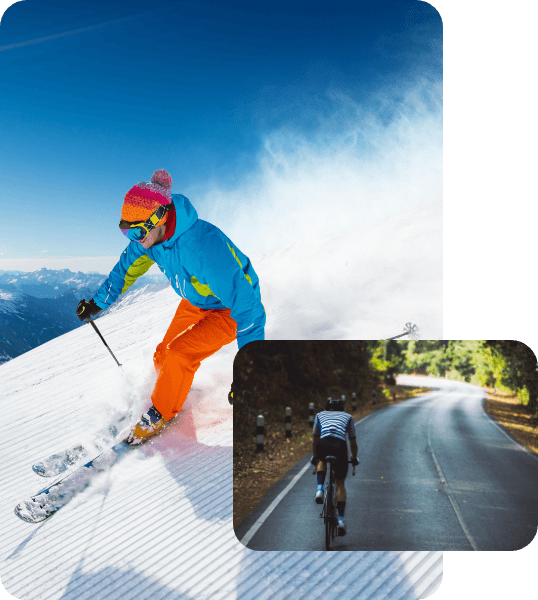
top-left (325, 398), bottom-right (345, 411)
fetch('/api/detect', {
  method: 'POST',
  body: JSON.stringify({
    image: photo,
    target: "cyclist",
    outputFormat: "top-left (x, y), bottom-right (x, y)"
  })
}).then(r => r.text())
top-left (311, 397), bottom-right (359, 535)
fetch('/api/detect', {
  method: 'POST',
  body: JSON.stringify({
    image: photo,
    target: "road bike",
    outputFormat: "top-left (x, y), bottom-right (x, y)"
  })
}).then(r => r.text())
top-left (314, 456), bottom-right (356, 550)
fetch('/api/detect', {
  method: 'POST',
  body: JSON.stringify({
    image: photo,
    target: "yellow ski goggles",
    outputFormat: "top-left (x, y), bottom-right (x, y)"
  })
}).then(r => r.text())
top-left (119, 204), bottom-right (170, 242)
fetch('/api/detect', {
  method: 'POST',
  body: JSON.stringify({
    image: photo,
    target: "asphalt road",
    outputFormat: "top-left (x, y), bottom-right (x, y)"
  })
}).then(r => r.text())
top-left (236, 379), bottom-right (538, 551)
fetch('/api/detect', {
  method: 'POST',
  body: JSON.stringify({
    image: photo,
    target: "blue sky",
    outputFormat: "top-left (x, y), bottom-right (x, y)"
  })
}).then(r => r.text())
top-left (0, 0), bottom-right (442, 272)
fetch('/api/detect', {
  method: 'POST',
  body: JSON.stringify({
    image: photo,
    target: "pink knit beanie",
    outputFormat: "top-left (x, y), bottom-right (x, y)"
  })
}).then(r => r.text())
top-left (121, 170), bottom-right (173, 224)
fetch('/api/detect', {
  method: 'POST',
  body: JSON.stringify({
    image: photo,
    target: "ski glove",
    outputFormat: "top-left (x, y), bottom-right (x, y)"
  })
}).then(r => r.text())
top-left (76, 298), bottom-right (102, 322)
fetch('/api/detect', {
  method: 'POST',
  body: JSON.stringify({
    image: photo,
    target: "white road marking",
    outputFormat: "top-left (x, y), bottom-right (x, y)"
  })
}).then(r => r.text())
top-left (239, 460), bottom-right (312, 546)
top-left (427, 409), bottom-right (479, 551)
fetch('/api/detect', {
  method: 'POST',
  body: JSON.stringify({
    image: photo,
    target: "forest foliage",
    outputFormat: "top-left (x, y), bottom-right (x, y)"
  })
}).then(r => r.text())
top-left (377, 340), bottom-right (538, 414)
top-left (232, 340), bottom-right (538, 442)
top-left (232, 341), bottom-right (378, 439)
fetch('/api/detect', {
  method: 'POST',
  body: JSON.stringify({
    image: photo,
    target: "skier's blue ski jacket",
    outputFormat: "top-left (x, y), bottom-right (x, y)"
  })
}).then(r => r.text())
top-left (93, 194), bottom-right (265, 349)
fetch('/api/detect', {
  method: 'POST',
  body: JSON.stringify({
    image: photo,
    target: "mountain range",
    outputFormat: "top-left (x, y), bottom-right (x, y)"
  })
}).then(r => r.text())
top-left (0, 267), bottom-right (168, 364)
top-left (0, 200), bottom-right (443, 365)
top-left (0, 268), bottom-right (107, 298)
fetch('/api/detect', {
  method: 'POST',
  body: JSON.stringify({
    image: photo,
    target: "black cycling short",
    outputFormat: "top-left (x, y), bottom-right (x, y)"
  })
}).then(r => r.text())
top-left (317, 436), bottom-right (349, 480)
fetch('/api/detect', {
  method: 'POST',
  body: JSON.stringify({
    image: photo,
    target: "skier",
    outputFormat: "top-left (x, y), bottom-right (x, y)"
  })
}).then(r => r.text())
top-left (311, 397), bottom-right (359, 536)
top-left (76, 169), bottom-right (265, 444)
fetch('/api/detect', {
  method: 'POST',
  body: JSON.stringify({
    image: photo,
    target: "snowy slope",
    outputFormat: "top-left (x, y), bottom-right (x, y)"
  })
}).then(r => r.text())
top-left (0, 205), bottom-right (442, 599)
top-left (258, 199), bottom-right (442, 339)
top-left (0, 267), bottom-right (169, 364)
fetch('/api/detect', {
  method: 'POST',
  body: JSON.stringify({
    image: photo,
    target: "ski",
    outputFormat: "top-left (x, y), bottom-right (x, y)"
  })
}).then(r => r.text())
top-left (16, 439), bottom-right (134, 523)
top-left (387, 322), bottom-right (419, 340)
top-left (32, 444), bottom-right (89, 478)
top-left (32, 417), bottom-right (131, 477)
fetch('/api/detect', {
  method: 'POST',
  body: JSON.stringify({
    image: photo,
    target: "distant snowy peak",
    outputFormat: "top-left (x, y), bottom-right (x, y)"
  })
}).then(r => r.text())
top-left (0, 275), bottom-right (170, 365)
top-left (0, 290), bottom-right (21, 301)
top-left (0, 267), bottom-right (168, 300)
top-left (0, 290), bottom-right (25, 314)
top-left (0, 268), bottom-right (107, 299)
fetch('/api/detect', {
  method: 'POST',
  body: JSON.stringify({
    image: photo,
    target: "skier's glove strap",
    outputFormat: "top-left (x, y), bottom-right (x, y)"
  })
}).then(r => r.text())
top-left (76, 298), bottom-right (102, 322)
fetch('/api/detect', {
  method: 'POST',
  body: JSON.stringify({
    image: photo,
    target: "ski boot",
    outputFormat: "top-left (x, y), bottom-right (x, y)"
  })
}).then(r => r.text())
top-left (125, 405), bottom-right (168, 445)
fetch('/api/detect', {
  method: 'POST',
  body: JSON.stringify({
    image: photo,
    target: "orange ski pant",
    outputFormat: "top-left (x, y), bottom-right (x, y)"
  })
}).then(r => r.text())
top-left (151, 299), bottom-right (237, 421)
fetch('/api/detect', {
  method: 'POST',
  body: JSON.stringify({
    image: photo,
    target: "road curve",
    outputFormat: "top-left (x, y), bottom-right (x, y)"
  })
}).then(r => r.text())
top-left (237, 377), bottom-right (538, 551)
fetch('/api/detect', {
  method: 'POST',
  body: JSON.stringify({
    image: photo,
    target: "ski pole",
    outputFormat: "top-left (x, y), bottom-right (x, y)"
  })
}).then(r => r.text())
top-left (87, 316), bottom-right (122, 367)
top-left (387, 322), bottom-right (419, 340)
top-left (387, 331), bottom-right (409, 340)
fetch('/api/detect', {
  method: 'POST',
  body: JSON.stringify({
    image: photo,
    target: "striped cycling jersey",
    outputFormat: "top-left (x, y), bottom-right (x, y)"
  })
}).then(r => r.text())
top-left (313, 411), bottom-right (356, 442)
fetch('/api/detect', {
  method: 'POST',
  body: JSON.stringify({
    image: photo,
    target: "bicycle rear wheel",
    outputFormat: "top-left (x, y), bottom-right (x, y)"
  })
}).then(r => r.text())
top-left (323, 457), bottom-right (338, 551)
top-left (330, 488), bottom-right (338, 545)
top-left (325, 489), bottom-right (332, 550)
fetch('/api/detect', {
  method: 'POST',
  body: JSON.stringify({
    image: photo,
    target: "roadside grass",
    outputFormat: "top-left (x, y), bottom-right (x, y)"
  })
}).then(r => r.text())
top-left (483, 388), bottom-right (538, 455)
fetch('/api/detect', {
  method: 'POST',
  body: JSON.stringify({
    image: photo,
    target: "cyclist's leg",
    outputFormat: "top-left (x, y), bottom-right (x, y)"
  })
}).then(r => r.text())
top-left (334, 441), bottom-right (349, 533)
top-left (335, 478), bottom-right (347, 502)
top-left (316, 438), bottom-right (328, 479)
top-left (315, 460), bottom-right (327, 502)
top-left (335, 478), bottom-right (347, 535)
top-left (315, 439), bottom-right (329, 503)
top-left (333, 440), bottom-right (349, 488)
top-left (335, 476), bottom-right (347, 535)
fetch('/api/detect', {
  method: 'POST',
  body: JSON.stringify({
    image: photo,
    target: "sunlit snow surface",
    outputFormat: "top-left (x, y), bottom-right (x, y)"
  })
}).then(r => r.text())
top-left (257, 200), bottom-right (441, 340)
top-left (0, 207), bottom-right (441, 599)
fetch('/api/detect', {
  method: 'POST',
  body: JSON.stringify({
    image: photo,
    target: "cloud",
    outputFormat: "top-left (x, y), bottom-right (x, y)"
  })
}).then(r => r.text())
top-left (187, 11), bottom-right (443, 259)
top-left (199, 77), bottom-right (443, 257)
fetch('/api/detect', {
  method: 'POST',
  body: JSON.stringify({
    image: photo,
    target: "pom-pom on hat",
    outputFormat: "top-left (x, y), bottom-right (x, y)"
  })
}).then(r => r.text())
top-left (121, 169), bottom-right (173, 224)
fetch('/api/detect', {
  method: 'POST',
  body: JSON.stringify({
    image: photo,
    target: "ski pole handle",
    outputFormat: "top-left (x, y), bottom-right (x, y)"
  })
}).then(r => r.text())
top-left (87, 316), bottom-right (122, 367)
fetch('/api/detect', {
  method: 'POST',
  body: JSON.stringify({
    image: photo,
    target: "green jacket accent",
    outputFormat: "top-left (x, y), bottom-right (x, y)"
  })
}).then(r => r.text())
top-left (121, 254), bottom-right (155, 294)
top-left (190, 276), bottom-right (219, 298)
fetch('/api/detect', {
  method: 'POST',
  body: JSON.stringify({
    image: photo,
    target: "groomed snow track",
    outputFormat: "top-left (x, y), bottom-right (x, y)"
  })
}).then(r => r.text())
top-left (1, 287), bottom-right (441, 599)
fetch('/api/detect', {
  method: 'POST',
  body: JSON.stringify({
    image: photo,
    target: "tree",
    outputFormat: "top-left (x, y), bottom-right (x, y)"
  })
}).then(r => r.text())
top-left (446, 340), bottom-right (481, 382)
top-left (404, 341), bottom-right (449, 376)
top-left (232, 341), bottom-right (379, 440)
top-left (485, 341), bottom-right (538, 414)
